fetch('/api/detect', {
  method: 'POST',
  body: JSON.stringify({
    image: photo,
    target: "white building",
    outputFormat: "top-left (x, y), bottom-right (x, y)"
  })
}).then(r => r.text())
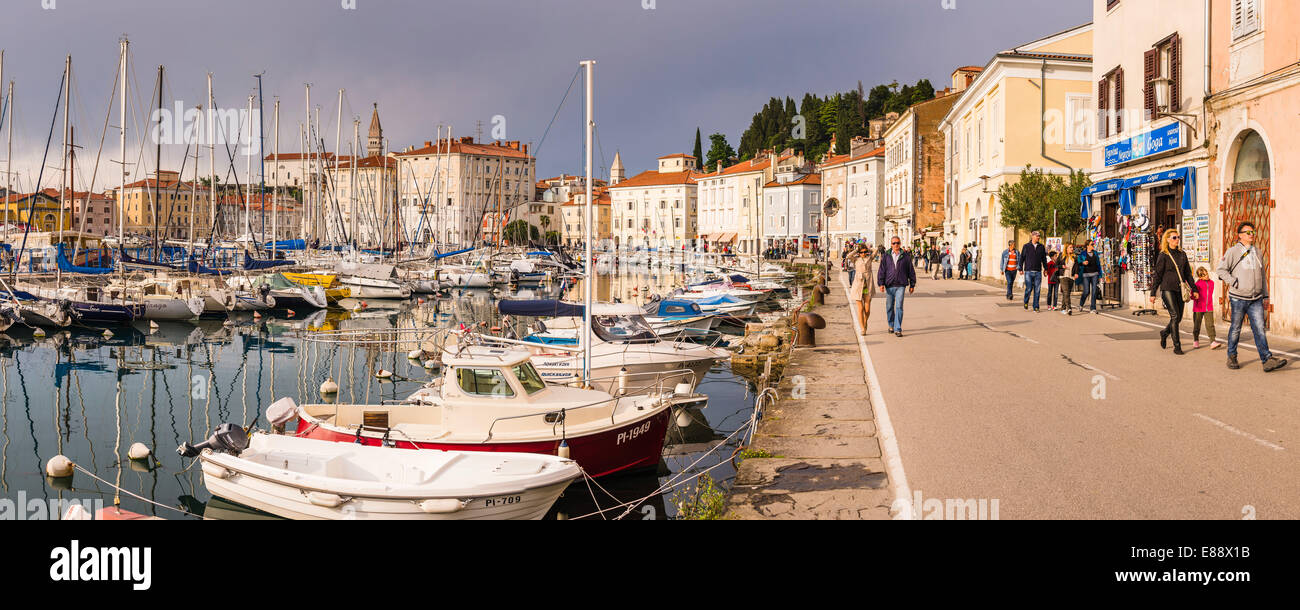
top-left (608, 154), bottom-right (699, 250)
top-left (695, 151), bottom-right (799, 254)
top-left (820, 139), bottom-right (885, 253)
top-left (763, 169), bottom-right (822, 253)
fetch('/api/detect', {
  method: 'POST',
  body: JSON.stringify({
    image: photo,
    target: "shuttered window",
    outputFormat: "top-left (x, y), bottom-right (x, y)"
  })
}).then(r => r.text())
top-left (1233, 0), bottom-right (1260, 40)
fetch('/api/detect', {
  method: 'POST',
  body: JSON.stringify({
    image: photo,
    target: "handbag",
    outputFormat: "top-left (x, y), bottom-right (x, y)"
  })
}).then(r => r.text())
top-left (1169, 252), bottom-right (1192, 302)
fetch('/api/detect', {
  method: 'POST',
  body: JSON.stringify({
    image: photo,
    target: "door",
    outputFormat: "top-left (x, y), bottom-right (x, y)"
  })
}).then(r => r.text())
top-left (1221, 180), bottom-right (1272, 323)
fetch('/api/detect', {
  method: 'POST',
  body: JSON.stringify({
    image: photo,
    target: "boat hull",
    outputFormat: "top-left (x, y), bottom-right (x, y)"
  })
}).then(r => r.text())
top-left (297, 406), bottom-right (670, 478)
top-left (71, 301), bottom-right (144, 324)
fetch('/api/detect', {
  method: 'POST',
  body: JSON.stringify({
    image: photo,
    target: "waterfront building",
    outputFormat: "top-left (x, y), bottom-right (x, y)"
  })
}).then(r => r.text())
top-left (608, 154), bottom-right (700, 250)
top-left (820, 137), bottom-right (885, 257)
top-left (1084, 0), bottom-right (1210, 308)
top-left (113, 170), bottom-right (212, 241)
top-left (1205, 0), bottom-right (1300, 334)
top-left (695, 150), bottom-right (797, 255)
top-left (394, 137), bottom-right (535, 247)
top-left (762, 167), bottom-right (822, 254)
top-left (941, 24), bottom-right (1093, 278)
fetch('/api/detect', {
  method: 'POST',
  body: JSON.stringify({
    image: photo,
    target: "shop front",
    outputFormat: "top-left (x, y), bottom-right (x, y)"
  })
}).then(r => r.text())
top-left (1079, 166), bottom-right (1205, 311)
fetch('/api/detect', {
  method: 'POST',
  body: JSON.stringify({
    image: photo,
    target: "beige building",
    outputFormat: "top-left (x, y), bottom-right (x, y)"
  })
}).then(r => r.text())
top-left (324, 154), bottom-right (399, 247)
top-left (560, 188), bottom-right (611, 247)
top-left (608, 154), bottom-right (700, 250)
top-left (394, 137), bottom-right (535, 247)
top-left (113, 170), bottom-right (213, 240)
top-left (942, 23), bottom-right (1094, 279)
top-left (820, 138), bottom-right (886, 256)
top-left (694, 151), bottom-right (798, 254)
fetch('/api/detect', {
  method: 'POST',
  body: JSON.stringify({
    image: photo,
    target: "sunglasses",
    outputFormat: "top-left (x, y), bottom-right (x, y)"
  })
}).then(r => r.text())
top-left (1169, 236), bottom-right (1180, 240)
top-left (1240, 231), bottom-right (1256, 235)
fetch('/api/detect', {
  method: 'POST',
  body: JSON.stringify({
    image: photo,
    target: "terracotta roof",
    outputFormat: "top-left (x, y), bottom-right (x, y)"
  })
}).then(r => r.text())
top-left (999, 51), bottom-right (1091, 62)
top-left (954, 66), bottom-right (985, 72)
top-left (335, 155), bottom-right (398, 170)
top-left (397, 137), bottom-right (533, 160)
top-left (764, 174), bottom-right (821, 188)
top-left (657, 153), bottom-right (695, 160)
top-left (694, 153), bottom-right (795, 179)
top-left (607, 170), bottom-right (700, 189)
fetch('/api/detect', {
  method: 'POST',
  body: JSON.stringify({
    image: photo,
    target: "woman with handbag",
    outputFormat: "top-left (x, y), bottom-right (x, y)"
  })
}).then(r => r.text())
top-left (1149, 228), bottom-right (1199, 355)
top-left (849, 244), bottom-right (875, 336)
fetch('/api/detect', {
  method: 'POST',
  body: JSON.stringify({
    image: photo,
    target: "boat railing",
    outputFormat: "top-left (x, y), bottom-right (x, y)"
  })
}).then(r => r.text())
top-left (482, 369), bottom-right (690, 442)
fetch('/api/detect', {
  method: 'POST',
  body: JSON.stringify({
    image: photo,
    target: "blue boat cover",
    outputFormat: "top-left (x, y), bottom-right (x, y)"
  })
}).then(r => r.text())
top-left (523, 335), bottom-right (578, 346)
top-left (56, 244), bottom-right (114, 275)
top-left (188, 257), bottom-right (234, 276)
top-left (243, 252), bottom-right (295, 270)
top-left (497, 299), bottom-right (585, 317)
top-left (433, 247), bottom-right (476, 260)
top-left (652, 299), bottom-right (705, 317)
top-left (263, 239), bottom-right (306, 251)
top-left (691, 294), bottom-right (744, 306)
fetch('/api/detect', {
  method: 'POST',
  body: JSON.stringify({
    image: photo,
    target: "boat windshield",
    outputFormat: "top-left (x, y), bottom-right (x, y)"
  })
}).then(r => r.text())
top-left (591, 314), bottom-right (657, 343)
top-left (456, 368), bottom-right (516, 397)
top-left (512, 362), bottom-right (547, 395)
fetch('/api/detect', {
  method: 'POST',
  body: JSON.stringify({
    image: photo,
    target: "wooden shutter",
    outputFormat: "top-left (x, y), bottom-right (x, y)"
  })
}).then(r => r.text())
top-left (1114, 67), bottom-right (1125, 134)
top-left (1099, 78), bottom-right (1110, 139)
top-left (1170, 34), bottom-right (1182, 112)
top-left (1144, 48), bottom-right (1159, 119)
top-left (1234, 0), bottom-right (1260, 39)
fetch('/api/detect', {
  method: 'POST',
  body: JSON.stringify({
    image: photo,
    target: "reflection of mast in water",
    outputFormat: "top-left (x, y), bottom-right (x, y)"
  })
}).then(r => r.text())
top-left (16, 346), bottom-right (48, 503)
top-left (1, 354), bottom-right (9, 492)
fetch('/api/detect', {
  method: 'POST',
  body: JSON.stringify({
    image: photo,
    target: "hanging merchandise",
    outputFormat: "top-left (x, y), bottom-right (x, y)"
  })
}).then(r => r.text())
top-left (1129, 230), bottom-right (1154, 292)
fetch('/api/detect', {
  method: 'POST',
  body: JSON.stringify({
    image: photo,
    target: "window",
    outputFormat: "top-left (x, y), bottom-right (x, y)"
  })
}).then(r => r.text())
top-left (511, 363), bottom-right (546, 395)
top-left (1145, 34), bottom-right (1182, 117)
top-left (977, 117), bottom-right (984, 165)
top-left (1232, 0), bottom-right (1260, 40)
top-left (1098, 66), bottom-right (1125, 138)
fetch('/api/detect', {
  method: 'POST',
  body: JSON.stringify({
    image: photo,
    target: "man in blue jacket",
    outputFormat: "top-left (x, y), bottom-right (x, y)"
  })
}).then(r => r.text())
top-left (878, 236), bottom-right (917, 337)
top-left (1020, 231), bottom-right (1048, 312)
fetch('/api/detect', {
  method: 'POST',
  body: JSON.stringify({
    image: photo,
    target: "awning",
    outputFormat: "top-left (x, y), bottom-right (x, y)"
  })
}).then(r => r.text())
top-left (720, 232), bottom-right (737, 243)
top-left (1079, 168), bottom-right (1197, 219)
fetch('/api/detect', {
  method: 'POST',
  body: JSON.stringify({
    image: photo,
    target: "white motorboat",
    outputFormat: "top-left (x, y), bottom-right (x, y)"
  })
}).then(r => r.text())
top-left (297, 346), bottom-right (680, 477)
top-left (192, 429), bottom-right (579, 520)
top-left (106, 278), bottom-right (205, 320)
top-left (489, 301), bottom-right (729, 394)
top-left (340, 275), bottom-right (412, 299)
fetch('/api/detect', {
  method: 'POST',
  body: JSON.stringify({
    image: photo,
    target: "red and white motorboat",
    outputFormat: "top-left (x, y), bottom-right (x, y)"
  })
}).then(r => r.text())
top-left (295, 346), bottom-right (677, 477)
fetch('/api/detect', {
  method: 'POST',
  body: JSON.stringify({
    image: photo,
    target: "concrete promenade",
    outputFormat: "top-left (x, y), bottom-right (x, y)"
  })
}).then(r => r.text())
top-left (725, 266), bottom-right (894, 519)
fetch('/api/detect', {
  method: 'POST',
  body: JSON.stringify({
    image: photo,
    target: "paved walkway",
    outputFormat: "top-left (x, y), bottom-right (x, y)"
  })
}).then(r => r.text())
top-left (724, 272), bottom-right (893, 519)
top-left (869, 272), bottom-right (1300, 519)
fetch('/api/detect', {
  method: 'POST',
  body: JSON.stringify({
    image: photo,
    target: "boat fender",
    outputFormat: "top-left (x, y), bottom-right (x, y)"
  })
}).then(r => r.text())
top-left (46, 455), bottom-right (74, 478)
top-left (33, 328), bottom-right (47, 339)
top-left (306, 492), bottom-right (344, 508)
top-left (320, 377), bottom-right (339, 395)
top-left (407, 348), bottom-right (423, 360)
top-left (557, 439), bottom-right (570, 459)
top-left (127, 443), bottom-right (152, 460)
top-left (418, 498), bottom-right (465, 514)
top-left (673, 382), bottom-right (692, 397)
top-left (201, 462), bottom-right (231, 480)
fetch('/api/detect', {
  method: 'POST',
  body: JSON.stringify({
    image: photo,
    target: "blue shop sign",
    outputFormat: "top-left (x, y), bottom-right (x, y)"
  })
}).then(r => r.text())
top-left (1104, 122), bottom-right (1183, 167)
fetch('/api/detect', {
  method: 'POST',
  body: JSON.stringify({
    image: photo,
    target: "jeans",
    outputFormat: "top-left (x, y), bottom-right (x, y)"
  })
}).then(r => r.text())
top-left (1023, 271), bottom-right (1042, 309)
top-left (1078, 274), bottom-right (1099, 311)
top-left (1004, 270), bottom-right (1018, 299)
top-left (848, 268), bottom-right (856, 287)
top-left (885, 286), bottom-right (906, 332)
top-left (1227, 297), bottom-right (1271, 361)
top-left (1047, 282), bottom-right (1059, 308)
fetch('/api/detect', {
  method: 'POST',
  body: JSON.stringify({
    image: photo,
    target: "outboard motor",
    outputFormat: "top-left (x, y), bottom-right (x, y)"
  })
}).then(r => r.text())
top-left (177, 423), bottom-right (250, 458)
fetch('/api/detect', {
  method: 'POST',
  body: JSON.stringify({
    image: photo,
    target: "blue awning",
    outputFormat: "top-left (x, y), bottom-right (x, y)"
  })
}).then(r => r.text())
top-left (1080, 168), bottom-right (1197, 219)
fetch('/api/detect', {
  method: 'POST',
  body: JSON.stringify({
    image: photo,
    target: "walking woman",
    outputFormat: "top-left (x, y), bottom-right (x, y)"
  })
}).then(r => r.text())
top-left (1149, 228), bottom-right (1199, 355)
top-left (1059, 244), bottom-right (1076, 315)
top-left (849, 244), bottom-right (875, 335)
top-left (1076, 240), bottom-right (1102, 313)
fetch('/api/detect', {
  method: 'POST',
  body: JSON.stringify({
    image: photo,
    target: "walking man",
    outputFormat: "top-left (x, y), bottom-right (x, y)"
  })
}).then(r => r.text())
top-left (878, 236), bottom-right (917, 338)
top-left (1217, 222), bottom-right (1288, 372)
top-left (1020, 231), bottom-right (1047, 312)
top-left (1000, 240), bottom-right (1019, 300)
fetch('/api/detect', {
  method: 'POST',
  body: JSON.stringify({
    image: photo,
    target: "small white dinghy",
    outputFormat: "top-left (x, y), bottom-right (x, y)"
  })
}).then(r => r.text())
top-left (185, 410), bottom-right (580, 520)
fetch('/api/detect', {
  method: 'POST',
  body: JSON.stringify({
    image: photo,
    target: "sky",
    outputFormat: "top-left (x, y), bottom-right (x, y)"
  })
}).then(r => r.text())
top-left (0, 0), bottom-right (1091, 193)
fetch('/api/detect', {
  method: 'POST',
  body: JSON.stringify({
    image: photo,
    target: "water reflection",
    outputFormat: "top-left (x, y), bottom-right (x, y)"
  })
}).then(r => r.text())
top-left (0, 269), bottom-right (762, 520)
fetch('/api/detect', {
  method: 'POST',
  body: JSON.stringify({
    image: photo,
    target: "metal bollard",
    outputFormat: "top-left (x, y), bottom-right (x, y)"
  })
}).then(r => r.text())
top-left (809, 284), bottom-right (830, 307)
top-left (795, 312), bottom-right (826, 347)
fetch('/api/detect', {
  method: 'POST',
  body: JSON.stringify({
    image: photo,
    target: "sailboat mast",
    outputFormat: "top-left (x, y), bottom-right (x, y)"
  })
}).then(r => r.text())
top-left (152, 65), bottom-right (163, 260)
top-left (58, 55), bottom-right (69, 286)
top-left (244, 94), bottom-right (253, 240)
top-left (117, 39), bottom-right (127, 268)
top-left (334, 88), bottom-right (342, 246)
top-left (190, 105), bottom-right (198, 249)
top-left (303, 83), bottom-right (311, 243)
top-left (207, 73), bottom-right (215, 246)
top-left (256, 74), bottom-right (265, 245)
top-left (581, 59), bottom-right (594, 385)
top-left (5, 79), bottom-right (12, 243)
top-left (272, 98), bottom-right (279, 256)
top-left (351, 119), bottom-right (358, 247)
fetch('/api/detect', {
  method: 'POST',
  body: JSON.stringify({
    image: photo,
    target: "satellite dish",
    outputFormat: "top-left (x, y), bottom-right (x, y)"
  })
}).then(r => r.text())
top-left (822, 198), bottom-right (841, 218)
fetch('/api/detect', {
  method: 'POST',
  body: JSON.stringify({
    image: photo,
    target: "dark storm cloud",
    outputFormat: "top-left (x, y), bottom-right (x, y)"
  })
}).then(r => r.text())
top-left (0, 0), bottom-right (1089, 190)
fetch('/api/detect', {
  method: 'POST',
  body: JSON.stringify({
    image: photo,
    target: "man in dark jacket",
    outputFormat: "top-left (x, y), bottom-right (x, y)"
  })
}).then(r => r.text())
top-left (878, 236), bottom-right (917, 337)
top-left (1020, 231), bottom-right (1048, 312)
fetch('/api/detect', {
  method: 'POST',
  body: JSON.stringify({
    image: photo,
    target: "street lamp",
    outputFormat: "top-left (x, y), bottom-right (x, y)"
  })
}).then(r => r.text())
top-left (1148, 76), bottom-right (1199, 138)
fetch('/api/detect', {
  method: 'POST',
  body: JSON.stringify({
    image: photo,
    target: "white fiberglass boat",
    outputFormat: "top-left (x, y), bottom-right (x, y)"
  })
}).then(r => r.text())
top-left (195, 431), bottom-right (579, 520)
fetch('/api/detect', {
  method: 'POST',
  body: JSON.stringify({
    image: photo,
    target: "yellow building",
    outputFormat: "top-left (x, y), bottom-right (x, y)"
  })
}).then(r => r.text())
top-left (940, 23), bottom-right (1095, 278)
top-left (0, 190), bottom-right (74, 233)
top-left (113, 170), bottom-right (213, 240)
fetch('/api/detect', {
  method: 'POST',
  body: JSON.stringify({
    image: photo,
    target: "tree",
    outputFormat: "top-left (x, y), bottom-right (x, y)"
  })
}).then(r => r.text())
top-left (705, 133), bottom-right (735, 170)
top-left (539, 215), bottom-right (550, 232)
top-left (997, 166), bottom-right (1092, 241)
top-left (503, 219), bottom-right (532, 244)
top-left (692, 128), bottom-right (704, 166)
top-left (544, 230), bottom-right (560, 245)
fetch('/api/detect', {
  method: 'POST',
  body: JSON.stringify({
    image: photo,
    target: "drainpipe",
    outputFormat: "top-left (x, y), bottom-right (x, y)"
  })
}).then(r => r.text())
top-left (1031, 59), bottom-right (1073, 173)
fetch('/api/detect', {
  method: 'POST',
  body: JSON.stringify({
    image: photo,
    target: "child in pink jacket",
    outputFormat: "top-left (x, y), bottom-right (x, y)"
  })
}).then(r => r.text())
top-left (1193, 267), bottom-right (1221, 349)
